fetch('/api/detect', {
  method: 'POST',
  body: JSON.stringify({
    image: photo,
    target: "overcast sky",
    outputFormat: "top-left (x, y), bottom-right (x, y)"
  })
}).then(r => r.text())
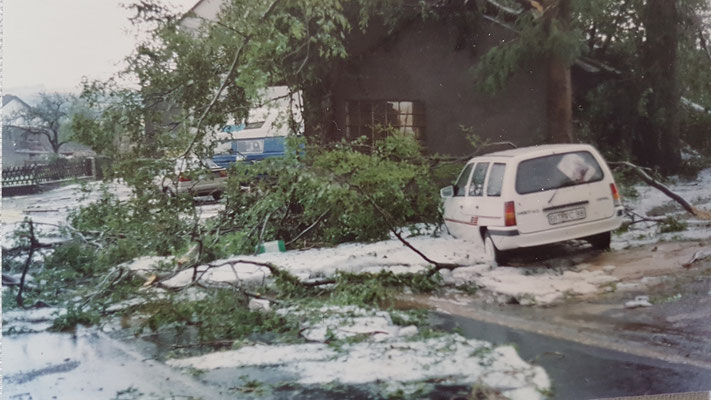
top-left (3, 0), bottom-right (196, 95)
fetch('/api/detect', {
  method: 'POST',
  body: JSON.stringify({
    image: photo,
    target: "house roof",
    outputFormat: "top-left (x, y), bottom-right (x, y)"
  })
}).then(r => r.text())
top-left (2, 94), bottom-right (31, 109)
top-left (178, 0), bottom-right (222, 28)
top-left (182, 0), bottom-right (207, 18)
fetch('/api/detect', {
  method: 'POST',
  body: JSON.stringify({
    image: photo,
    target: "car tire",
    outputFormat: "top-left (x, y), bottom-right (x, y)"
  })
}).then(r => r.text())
top-left (212, 191), bottom-right (223, 201)
top-left (587, 231), bottom-right (611, 250)
top-left (483, 232), bottom-right (503, 267)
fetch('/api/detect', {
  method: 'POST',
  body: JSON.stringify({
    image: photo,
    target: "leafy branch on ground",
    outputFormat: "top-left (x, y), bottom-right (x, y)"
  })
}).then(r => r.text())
top-left (3, 133), bottom-right (458, 343)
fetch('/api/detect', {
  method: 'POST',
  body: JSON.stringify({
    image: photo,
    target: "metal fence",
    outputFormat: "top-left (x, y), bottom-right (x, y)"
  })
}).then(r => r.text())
top-left (2, 158), bottom-right (93, 187)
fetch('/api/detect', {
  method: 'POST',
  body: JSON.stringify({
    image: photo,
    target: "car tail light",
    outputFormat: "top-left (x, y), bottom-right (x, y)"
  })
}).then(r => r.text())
top-left (178, 173), bottom-right (191, 182)
top-left (218, 170), bottom-right (228, 178)
top-left (504, 201), bottom-right (517, 226)
top-left (610, 183), bottom-right (621, 206)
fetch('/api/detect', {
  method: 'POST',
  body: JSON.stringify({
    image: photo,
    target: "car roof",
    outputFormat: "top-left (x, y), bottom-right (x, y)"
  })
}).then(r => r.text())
top-left (469, 143), bottom-right (597, 163)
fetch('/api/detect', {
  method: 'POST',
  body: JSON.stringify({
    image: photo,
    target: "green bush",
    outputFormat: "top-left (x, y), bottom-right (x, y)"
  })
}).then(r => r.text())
top-left (50, 305), bottom-right (101, 332)
top-left (69, 185), bottom-right (195, 261)
top-left (140, 290), bottom-right (300, 343)
top-left (45, 241), bottom-right (100, 279)
top-left (329, 270), bottom-right (441, 307)
top-left (220, 133), bottom-right (441, 248)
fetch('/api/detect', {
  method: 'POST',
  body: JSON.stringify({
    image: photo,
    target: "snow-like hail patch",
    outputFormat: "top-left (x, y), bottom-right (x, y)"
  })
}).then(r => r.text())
top-left (613, 166), bottom-right (711, 250)
top-left (1, 181), bottom-right (132, 244)
top-left (2, 307), bottom-right (66, 333)
top-left (168, 306), bottom-right (551, 399)
top-left (162, 234), bottom-right (482, 287)
top-left (168, 339), bottom-right (550, 399)
top-left (124, 233), bottom-right (621, 304)
top-left (440, 265), bottom-right (619, 305)
top-left (276, 305), bottom-right (420, 342)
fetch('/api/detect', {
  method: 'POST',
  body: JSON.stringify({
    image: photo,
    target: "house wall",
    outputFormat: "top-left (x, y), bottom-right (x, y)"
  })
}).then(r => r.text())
top-left (330, 18), bottom-right (547, 156)
top-left (2, 127), bottom-right (49, 166)
top-left (2, 97), bottom-right (39, 166)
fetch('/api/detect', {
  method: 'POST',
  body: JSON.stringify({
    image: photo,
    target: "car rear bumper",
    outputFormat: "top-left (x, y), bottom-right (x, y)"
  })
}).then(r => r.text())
top-left (490, 208), bottom-right (624, 250)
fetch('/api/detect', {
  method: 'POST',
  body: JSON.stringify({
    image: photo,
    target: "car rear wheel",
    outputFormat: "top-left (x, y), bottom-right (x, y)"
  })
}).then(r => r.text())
top-left (483, 232), bottom-right (502, 267)
top-left (587, 231), bottom-right (611, 250)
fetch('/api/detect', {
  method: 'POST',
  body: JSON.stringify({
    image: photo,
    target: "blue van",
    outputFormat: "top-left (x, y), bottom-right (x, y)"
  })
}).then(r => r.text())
top-left (212, 136), bottom-right (287, 168)
top-left (211, 87), bottom-right (300, 168)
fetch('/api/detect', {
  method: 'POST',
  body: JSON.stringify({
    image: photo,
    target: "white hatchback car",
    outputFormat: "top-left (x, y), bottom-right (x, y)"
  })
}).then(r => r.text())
top-left (156, 158), bottom-right (228, 200)
top-left (441, 144), bottom-right (624, 265)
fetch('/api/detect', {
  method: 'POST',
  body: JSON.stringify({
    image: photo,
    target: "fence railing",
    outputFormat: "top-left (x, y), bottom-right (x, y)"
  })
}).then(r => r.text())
top-left (2, 159), bottom-right (93, 187)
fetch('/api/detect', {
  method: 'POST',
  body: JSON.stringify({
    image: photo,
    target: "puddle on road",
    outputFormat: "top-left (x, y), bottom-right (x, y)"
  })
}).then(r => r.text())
top-left (2, 328), bottom-right (230, 400)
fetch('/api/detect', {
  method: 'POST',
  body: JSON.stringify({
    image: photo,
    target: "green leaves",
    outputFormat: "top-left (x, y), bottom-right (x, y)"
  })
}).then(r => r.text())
top-left (221, 132), bottom-right (439, 248)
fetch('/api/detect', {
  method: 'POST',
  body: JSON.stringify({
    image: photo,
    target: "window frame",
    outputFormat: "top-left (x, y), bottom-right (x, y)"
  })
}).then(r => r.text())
top-left (468, 162), bottom-right (490, 197)
top-left (515, 151), bottom-right (605, 195)
top-left (345, 100), bottom-right (425, 142)
top-left (486, 163), bottom-right (507, 197)
top-left (453, 163), bottom-right (474, 197)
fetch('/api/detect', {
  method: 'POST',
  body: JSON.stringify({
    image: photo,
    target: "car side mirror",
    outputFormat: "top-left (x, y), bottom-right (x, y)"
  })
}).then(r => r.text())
top-left (440, 185), bottom-right (454, 199)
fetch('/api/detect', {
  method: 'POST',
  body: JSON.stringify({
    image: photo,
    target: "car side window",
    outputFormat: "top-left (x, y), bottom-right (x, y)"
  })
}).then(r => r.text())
top-left (486, 163), bottom-right (506, 197)
top-left (469, 162), bottom-right (489, 197)
top-left (454, 163), bottom-right (474, 197)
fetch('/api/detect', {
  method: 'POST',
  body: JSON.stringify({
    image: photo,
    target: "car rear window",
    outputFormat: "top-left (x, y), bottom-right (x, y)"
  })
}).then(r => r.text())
top-left (515, 151), bottom-right (604, 195)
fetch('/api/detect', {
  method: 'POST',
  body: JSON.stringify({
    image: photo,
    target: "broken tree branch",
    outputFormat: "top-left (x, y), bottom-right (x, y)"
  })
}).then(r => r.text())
top-left (623, 209), bottom-right (667, 226)
top-left (254, 211), bottom-right (273, 255)
top-left (14, 220), bottom-right (62, 307)
top-left (181, 0), bottom-right (283, 158)
top-left (285, 208), bottom-right (330, 246)
top-left (153, 258), bottom-right (336, 291)
top-left (610, 161), bottom-right (711, 220)
top-left (17, 234), bottom-right (35, 308)
top-left (346, 183), bottom-right (462, 274)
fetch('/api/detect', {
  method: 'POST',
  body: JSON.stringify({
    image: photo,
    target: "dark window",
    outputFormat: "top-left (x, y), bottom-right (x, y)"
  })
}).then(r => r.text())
top-left (454, 163), bottom-right (474, 197)
top-left (515, 151), bottom-right (604, 195)
top-left (469, 162), bottom-right (489, 197)
top-left (345, 100), bottom-right (425, 142)
top-left (245, 121), bottom-right (265, 129)
top-left (235, 139), bottom-right (265, 154)
top-left (486, 163), bottom-right (506, 197)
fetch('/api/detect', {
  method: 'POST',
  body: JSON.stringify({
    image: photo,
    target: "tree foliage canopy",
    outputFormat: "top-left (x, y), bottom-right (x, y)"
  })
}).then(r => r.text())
top-left (475, 0), bottom-right (711, 169)
top-left (7, 93), bottom-right (79, 154)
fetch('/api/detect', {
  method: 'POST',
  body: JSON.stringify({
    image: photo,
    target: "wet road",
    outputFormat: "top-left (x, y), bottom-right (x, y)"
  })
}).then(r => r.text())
top-left (4, 315), bottom-right (710, 400)
top-left (432, 312), bottom-right (711, 399)
top-left (2, 328), bottom-right (233, 400)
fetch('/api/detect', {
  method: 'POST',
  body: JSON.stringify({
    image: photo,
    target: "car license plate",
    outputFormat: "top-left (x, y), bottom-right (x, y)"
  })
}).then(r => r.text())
top-left (548, 207), bottom-right (586, 225)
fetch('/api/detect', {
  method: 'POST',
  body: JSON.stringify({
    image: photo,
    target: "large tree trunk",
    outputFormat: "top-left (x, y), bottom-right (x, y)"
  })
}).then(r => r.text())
top-left (544, 0), bottom-right (574, 143)
top-left (547, 56), bottom-right (573, 143)
top-left (641, 0), bottom-right (681, 173)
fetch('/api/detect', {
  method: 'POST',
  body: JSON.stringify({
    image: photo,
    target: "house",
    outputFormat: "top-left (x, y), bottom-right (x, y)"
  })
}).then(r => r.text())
top-left (323, 9), bottom-right (548, 156)
top-left (180, 0), bottom-right (581, 157)
top-left (2, 94), bottom-right (50, 166)
top-left (2, 94), bottom-right (95, 166)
